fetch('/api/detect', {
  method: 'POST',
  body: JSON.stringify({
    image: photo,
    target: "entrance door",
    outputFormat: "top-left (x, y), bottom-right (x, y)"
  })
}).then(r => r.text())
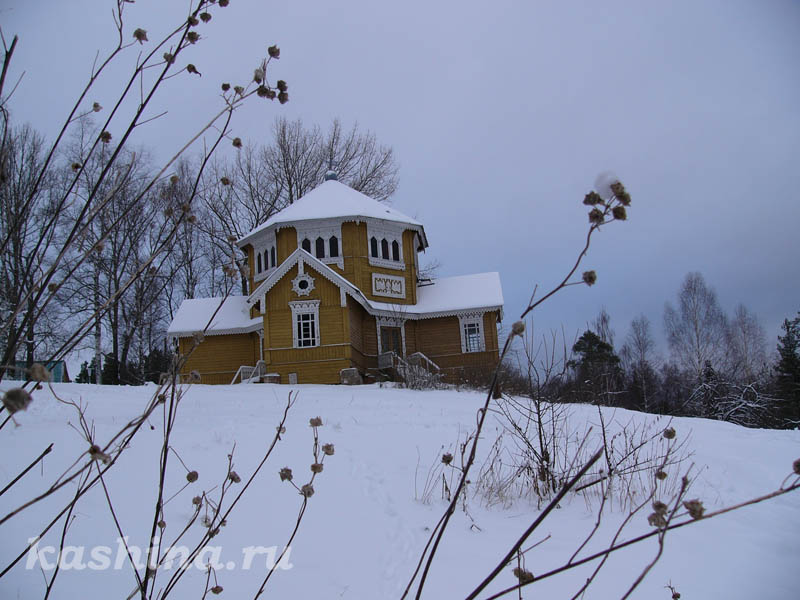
top-left (381, 326), bottom-right (402, 356)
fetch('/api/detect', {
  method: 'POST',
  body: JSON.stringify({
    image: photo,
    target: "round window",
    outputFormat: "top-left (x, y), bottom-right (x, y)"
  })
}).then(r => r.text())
top-left (298, 279), bottom-right (308, 290)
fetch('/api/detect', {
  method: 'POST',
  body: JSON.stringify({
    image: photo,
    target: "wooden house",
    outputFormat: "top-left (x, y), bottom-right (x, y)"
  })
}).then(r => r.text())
top-left (167, 176), bottom-right (504, 384)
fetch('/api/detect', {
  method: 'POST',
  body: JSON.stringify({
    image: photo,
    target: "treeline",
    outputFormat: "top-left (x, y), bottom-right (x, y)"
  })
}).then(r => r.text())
top-left (0, 116), bottom-right (398, 385)
top-left (504, 272), bottom-right (799, 429)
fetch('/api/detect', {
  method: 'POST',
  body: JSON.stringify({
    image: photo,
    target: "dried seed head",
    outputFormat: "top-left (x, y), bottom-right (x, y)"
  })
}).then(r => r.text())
top-left (279, 467), bottom-right (293, 481)
top-left (100, 131), bottom-right (112, 144)
top-left (610, 181), bottom-right (626, 198)
top-left (158, 520), bottom-right (166, 529)
top-left (227, 234), bottom-right (238, 243)
top-left (582, 270), bottom-right (597, 286)
top-left (309, 416), bottom-right (323, 427)
top-left (164, 207), bottom-right (174, 218)
top-left (186, 470), bottom-right (199, 483)
top-left (256, 85), bottom-right (270, 98)
top-left (234, 85), bottom-right (244, 95)
top-left (511, 320), bottom-right (525, 336)
top-left (189, 370), bottom-right (201, 383)
top-left (211, 586), bottom-right (223, 595)
top-left (588, 207), bottom-right (604, 225)
top-left (268, 45), bottom-right (280, 59)
top-left (793, 458), bottom-right (800, 475)
top-left (655, 470), bottom-right (668, 481)
top-left (193, 331), bottom-right (205, 344)
top-left (163, 52), bottom-right (175, 64)
top-left (187, 214), bottom-right (198, 224)
top-left (311, 463), bottom-right (324, 474)
top-left (683, 499), bottom-right (705, 519)
top-left (220, 176), bottom-right (231, 186)
top-left (253, 67), bottom-right (265, 84)
top-left (277, 80), bottom-right (288, 92)
top-left (200, 12), bottom-right (212, 22)
top-left (48, 282), bottom-right (59, 293)
top-left (71, 162), bottom-right (82, 172)
top-left (441, 452), bottom-right (453, 465)
top-left (612, 205), bottom-right (627, 221)
top-left (186, 64), bottom-right (201, 76)
top-left (158, 393), bottom-right (167, 403)
top-left (89, 444), bottom-right (111, 464)
top-left (277, 425), bottom-right (287, 434)
top-left (92, 102), bottom-right (102, 112)
top-left (322, 443), bottom-right (334, 456)
top-left (171, 174), bottom-right (180, 185)
top-left (512, 567), bottom-right (534, 584)
top-left (300, 483), bottom-right (314, 498)
top-left (229, 471), bottom-right (241, 483)
top-left (583, 191), bottom-right (603, 206)
top-left (232, 137), bottom-right (242, 149)
top-left (278, 91), bottom-right (289, 104)
top-left (186, 31), bottom-right (200, 44)
top-left (192, 495), bottom-right (202, 506)
top-left (652, 500), bottom-right (668, 515)
top-left (30, 363), bottom-right (50, 382)
top-left (133, 28), bottom-right (148, 44)
top-left (219, 0), bottom-right (230, 6)
top-left (221, 82), bottom-right (231, 91)
top-left (187, 15), bottom-right (199, 26)
top-left (2, 388), bottom-right (32, 414)
top-left (648, 512), bottom-right (667, 528)
top-left (663, 427), bottom-right (676, 440)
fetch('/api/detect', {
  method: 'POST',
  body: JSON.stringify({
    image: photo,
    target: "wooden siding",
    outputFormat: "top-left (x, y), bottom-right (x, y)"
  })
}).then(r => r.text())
top-left (178, 333), bottom-right (260, 385)
top-left (262, 261), bottom-right (351, 383)
top-left (338, 223), bottom-right (419, 305)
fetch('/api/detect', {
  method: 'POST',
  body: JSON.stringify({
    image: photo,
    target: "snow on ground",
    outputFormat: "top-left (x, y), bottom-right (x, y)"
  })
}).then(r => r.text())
top-left (1, 382), bottom-right (798, 599)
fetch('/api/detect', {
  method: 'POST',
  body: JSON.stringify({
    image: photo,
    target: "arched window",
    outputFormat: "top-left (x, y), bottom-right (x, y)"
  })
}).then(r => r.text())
top-left (257, 253), bottom-right (262, 273)
top-left (381, 238), bottom-right (389, 260)
top-left (370, 237), bottom-right (378, 258)
top-left (391, 240), bottom-right (400, 261)
top-left (302, 238), bottom-right (311, 253)
top-left (315, 237), bottom-right (325, 259)
top-left (264, 249), bottom-right (269, 270)
top-left (329, 236), bottom-right (339, 258)
top-left (270, 246), bottom-right (276, 268)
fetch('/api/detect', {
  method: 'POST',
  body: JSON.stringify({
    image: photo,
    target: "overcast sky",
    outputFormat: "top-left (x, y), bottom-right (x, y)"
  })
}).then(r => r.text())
top-left (3, 0), bottom-right (799, 361)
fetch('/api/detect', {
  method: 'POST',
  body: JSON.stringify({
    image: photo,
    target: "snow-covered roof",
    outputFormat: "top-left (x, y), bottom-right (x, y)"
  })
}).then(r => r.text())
top-left (238, 180), bottom-right (426, 247)
top-left (248, 248), bottom-right (503, 321)
top-left (369, 272), bottom-right (504, 319)
top-left (167, 296), bottom-right (261, 338)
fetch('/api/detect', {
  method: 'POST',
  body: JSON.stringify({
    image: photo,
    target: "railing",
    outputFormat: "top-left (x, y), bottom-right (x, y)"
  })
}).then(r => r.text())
top-left (378, 351), bottom-right (442, 389)
top-left (230, 360), bottom-right (268, 384)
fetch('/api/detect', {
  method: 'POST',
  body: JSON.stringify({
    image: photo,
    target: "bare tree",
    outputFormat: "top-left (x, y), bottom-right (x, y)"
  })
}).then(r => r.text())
top-left (664, 272), bottom-right (728, 381)
top-left (591, 306), bottom-right (615, 346)
top-left (620, 314), bottom-right (659, 412)
top-left (726, 303), bottom-right (767, 383)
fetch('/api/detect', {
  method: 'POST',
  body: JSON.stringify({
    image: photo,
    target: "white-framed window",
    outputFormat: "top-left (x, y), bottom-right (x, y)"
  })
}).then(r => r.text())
top-left (290, 300), bottom-right (320, 348)
top-left (458, 314), bottom-right (485, 353)
top-left (296, 222), bottom-right (344, 269)
top-left (367, 222), bottom-right (405, 270)
top-left (254, 232), bottom-right (277, 281)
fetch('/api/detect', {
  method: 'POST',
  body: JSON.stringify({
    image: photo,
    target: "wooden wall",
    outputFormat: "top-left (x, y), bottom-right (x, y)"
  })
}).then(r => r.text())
top-left (262, 262), bottom-right (351, 384)
top-left (178, 332), bottom-right (260, 385)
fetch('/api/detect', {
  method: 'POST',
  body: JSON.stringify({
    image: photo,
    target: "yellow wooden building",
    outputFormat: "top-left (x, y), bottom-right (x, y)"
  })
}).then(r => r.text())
top-left (167, 176), bottom-right (504, 384)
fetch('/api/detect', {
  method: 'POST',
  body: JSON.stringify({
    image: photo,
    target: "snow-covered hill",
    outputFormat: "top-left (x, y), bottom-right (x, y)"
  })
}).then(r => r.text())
top-left (1, 382), bottom-right (798, 599)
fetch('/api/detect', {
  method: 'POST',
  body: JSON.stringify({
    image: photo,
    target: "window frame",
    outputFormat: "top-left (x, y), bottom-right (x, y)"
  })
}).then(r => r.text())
top-left (458, 314), bottom-right (485, 353)
top-left (290, 300), bottom-right (321, 348)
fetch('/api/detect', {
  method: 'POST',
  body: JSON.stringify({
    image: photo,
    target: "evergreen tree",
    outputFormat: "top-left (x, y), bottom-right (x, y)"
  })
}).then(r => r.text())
top-left (568, 330), bottom-right (623, 404)
top-left (775, 313), bottom-right (800, 423)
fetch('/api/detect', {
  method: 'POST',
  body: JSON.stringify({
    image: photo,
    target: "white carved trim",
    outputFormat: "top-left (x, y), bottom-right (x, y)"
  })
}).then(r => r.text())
top-left (372, 273), bottom-right (406, 299)
top-left (290, 299), bottom-right (320, 348)
top-left (376, 316), bottom-right (406, 357)
top-left (292, 273), bottom-right (315, 297)
top-left (458, 314), bottom-right (485, 353)
top-left (368, 257), bottom-right (406, 271)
